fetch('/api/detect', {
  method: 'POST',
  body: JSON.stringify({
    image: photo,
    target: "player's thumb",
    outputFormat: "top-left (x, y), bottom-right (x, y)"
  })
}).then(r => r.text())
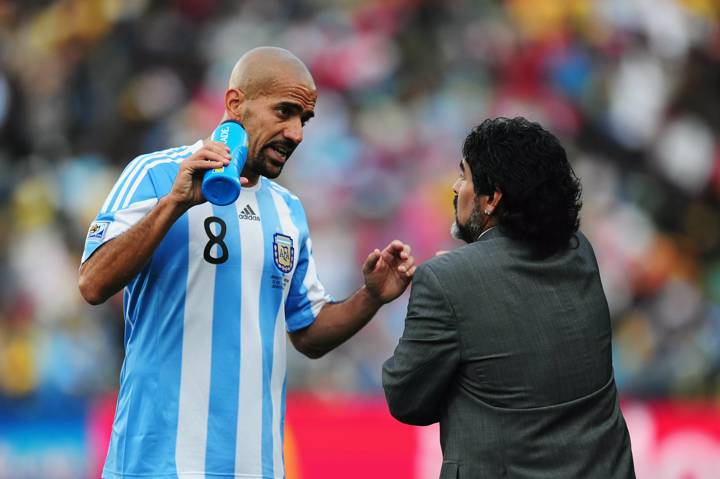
top-left (363, 249), bottom-right (381, 274)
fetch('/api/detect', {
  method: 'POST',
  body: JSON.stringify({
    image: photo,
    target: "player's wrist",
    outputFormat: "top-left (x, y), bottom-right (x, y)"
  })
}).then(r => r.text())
top-left (360, 284), bottom-right (385, 308)
top-left (161, 193), bottom-right (193, 217)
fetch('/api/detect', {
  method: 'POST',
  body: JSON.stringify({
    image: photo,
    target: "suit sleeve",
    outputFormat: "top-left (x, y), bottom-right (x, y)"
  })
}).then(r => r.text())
top-left (382, 263), bottom-right (460, 426)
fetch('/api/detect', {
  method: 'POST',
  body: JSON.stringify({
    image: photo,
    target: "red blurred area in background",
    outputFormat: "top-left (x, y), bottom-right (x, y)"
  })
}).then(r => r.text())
top-left (86, 395), bottom-right (720, 479)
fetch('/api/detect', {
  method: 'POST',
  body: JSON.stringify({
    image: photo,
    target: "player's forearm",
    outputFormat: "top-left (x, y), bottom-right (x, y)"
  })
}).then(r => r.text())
top-left (291, 286), bottom-right (384, 358)
top-left (78, 195), bottom-right (188, 304)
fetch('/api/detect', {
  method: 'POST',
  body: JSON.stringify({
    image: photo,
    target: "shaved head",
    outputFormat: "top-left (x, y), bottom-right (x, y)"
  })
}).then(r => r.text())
top-left (228, 47), bottom-right (315, 99)
top-left (221, 47), bottom-right (317, 183)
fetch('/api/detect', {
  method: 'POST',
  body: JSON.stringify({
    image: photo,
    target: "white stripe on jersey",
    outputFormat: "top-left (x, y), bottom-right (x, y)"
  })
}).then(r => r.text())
top-left (303, 237), bottom-right (331, 316)
top-left (121, 156), bottom-right (185, 209)
top-left (103, 147), bottom-right (188, 214)
top-left (234, 190), bottom-right (264, 475)
top-left (268, 181), bottom-right (299, 201)
top-left (268, 188), bottom-right (300, 478)
top-left (176, 202), bottom-right (215, 472)
top-left (105, 198), bottom-right (158, 245)
top-left (100, 151), bottom-right (159, 213)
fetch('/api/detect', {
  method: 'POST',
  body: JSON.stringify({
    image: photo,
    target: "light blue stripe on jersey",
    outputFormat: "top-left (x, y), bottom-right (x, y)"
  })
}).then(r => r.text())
top-left (280, 375), bottom-right (287, 465)
top-left (256, 186), bottom-right (284, 478)
top-left (104, 211), bottom-right (190, 476)
top-left (269, 185), bottom-right (318, 331)
top-left (284, 237), bottom-right (315, 330)
top-left (101, 146), bottom-right (185, 213)
top-left (284, 200), bottom-right (316, 330)
top-left (205, 203), bottom-right (242, 474)
top-left (120, 152), bottom-right (193, 210)
top-left (104, 147), bottom-right (190, 214)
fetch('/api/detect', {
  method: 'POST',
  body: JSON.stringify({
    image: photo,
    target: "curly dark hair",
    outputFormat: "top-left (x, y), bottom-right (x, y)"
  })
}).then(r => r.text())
top-left (462, 117), bottom-right (582, 256)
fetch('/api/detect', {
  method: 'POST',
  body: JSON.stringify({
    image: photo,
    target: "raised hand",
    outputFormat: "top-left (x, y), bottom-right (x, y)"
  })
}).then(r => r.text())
top-left (362, 240), bottom-right (416, 304)
top-left (169, 141), bottom-right (232, 208)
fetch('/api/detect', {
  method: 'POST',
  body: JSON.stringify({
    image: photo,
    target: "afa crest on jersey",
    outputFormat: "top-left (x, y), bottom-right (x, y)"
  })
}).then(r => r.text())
top-left (273, 233), bottom-right (294, 274)
top-left (87, 221), bottom-right (110, 241)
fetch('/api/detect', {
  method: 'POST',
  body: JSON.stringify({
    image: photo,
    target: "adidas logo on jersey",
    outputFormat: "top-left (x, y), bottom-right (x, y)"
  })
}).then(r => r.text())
top-left (239, 205), bottom-right (260, 221)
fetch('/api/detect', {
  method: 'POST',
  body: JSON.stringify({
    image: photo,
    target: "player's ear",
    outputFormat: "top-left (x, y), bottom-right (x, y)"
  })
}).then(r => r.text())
top-left (225, 88), bottom-right (246, 121)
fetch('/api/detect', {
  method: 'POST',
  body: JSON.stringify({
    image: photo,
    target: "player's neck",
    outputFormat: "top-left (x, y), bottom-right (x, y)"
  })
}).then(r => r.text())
top-left (241, 168), bottom-right (260, 187)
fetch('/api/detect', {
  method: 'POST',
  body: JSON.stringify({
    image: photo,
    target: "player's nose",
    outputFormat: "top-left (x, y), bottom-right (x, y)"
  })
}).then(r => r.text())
top-left (283, 119), bottom-right (303, 145)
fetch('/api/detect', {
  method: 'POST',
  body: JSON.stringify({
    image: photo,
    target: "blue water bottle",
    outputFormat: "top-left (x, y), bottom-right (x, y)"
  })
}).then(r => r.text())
top-left (202, 120), bottom-right (248, 205)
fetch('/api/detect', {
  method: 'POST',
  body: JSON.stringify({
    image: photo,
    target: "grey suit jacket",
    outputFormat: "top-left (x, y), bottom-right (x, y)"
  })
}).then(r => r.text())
top-left (383, 229), bottom-right (635, 478)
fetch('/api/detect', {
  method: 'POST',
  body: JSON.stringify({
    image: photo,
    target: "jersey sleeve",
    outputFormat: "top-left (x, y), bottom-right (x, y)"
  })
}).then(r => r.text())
top-left (284, 226), bottom-right (333, 333)
top-left (81, 156), bottom-right (160, 264)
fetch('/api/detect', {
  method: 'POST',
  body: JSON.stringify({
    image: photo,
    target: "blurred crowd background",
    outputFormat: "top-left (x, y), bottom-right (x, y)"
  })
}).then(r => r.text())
top-left (1, 0), bottom-right (720, 440)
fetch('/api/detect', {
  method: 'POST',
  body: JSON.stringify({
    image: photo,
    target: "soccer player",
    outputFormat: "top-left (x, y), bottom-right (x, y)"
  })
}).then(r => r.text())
top-left (79, 47), bottom-right (416, 479)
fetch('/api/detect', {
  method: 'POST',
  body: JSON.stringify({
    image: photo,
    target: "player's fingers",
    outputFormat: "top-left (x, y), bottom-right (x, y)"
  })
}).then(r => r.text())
top-left (390, 241), bottom-right (411, 260)
top-left (397, 255), bottom-right (415, 273)
top-left (196, 150), bottom-right (231, 166)
top-left (383, 243), bottom-right (409, 264)
top-left (185, 158), bottom-right (224, 169)
top-left (184, 157), bottom-right (225, 172)
top-left (405, 265), bottom-right (417, 277)
top-left (363, 249), bottom-right (381, 274)
top-left (405, 255), bottom-right (415, 268)
top-left (240, 177), bottom-right (250, 186)
top-left (204, 140), bottom-right (232, 156)
top-left (196, 146), bottom-right (231, 164)
top-left (389, 239), bottom-right (405, 253)
top-left (381, 248), bottom-right (396, 265)
top-left (208, 147), bottom-right (232, 162)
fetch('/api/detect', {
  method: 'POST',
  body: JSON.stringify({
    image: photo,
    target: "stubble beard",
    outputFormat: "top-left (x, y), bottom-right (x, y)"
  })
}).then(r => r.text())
top-left (451, 199), bottom-right (485, 244)
top-left (245, 151), bottom-right (282, 179)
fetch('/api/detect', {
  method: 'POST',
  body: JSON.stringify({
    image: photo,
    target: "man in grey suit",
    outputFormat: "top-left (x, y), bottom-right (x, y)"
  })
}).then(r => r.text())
top-left (383, 117), bottom-right (635, 478)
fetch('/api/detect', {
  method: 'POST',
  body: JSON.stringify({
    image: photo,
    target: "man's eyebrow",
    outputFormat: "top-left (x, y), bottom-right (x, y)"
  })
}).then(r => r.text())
top-left (278, 101), bottom-right (314, 121)
top-left (278, 101), bottom-right (309, 114)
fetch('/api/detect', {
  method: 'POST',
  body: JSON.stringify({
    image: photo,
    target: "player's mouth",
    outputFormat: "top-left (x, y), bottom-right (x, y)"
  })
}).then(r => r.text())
top-left (265, 142), bottom-right (294, 165)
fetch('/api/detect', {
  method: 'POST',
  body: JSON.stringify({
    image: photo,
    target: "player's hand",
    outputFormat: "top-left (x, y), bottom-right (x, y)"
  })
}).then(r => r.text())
top-left (169, 141), bottom-right (232, 208)
top-left (362, 240), bottom-right (416, 304)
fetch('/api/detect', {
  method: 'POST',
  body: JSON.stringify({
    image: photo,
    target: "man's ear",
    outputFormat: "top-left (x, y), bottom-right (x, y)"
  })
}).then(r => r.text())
top-left (489, 189), bottom-right (503, 209)
top-left (225, 88), bottom-right (246, 121)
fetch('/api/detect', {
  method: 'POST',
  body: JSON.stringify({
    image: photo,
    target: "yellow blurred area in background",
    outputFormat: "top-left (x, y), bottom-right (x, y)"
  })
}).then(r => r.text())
top-left (0, 332), bottom-right (37, 396)
top-left (505, 0), bottom-right (593, 39)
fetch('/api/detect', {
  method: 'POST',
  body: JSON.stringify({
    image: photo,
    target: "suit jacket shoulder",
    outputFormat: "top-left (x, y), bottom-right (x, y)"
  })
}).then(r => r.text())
top-left (419, 228), bottom-right (513, 298)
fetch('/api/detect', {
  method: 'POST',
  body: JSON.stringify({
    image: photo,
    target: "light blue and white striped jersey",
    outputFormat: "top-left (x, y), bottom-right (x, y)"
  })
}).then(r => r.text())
top-left (82, 141), bottom-right (332, 479)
